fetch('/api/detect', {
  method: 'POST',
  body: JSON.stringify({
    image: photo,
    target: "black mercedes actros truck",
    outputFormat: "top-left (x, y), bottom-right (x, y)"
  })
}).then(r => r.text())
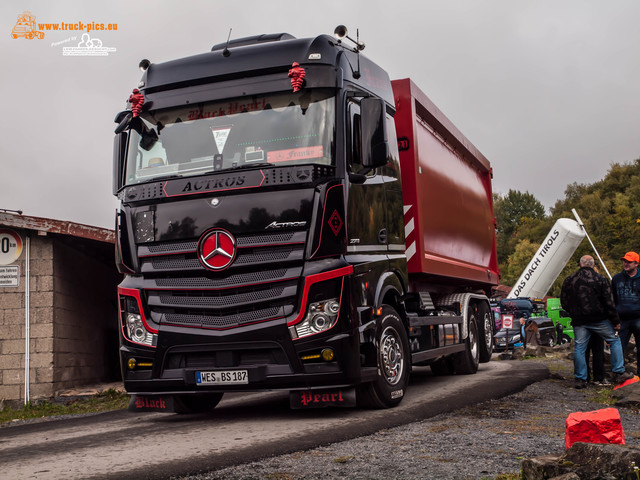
top-left (113, 28), bottom-right (499, 413)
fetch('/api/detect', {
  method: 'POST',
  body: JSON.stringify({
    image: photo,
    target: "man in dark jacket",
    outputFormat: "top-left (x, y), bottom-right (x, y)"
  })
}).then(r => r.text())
top-left (611, 251), bottom-right (640, 373)
top-left (561, 255), bottom-right (632, 388)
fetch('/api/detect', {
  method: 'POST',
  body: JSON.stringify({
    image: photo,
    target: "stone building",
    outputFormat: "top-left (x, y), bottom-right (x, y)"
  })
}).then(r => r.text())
top-left (0, 212), bottom-right (121, 404)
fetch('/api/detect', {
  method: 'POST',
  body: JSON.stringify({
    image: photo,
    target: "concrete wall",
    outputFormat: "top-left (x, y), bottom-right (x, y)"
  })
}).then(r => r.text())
top-left (52, 239), bottom-right (121, 391)
top-left (0, 233), bottom-right (55, 402)
top-left (0, 230), bottom-right (120, 404)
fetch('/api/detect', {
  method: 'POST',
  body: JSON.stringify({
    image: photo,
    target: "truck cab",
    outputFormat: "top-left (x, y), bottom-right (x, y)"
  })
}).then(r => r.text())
top-left (547, 297), bottom-right (573, 343)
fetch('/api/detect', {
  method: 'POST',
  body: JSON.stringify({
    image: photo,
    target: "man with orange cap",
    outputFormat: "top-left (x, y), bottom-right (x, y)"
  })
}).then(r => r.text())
top-left (612, 251), bottom-right (640, 373)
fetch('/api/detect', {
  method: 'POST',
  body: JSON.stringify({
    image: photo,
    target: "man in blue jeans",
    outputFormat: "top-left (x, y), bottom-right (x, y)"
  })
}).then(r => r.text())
top-left (612, 251), bottom-right (640, 374)
top-left (561, 255), bottom-right (633, 389)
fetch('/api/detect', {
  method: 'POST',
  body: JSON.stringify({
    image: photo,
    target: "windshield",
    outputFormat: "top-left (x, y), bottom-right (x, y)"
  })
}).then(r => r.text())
top-left (124, 89), bottom-right (335, 185)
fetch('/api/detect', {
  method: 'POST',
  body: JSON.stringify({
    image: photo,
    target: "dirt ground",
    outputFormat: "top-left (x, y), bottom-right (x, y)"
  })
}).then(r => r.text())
top-left (178, 346), bottom-right (640, 480)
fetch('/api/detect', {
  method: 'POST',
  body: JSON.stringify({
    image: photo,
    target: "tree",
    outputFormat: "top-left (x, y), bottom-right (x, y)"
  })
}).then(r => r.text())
top-left (551, 159), bottom-right (640, 277)
top-left (494, 190), bottom-right (547, 265)
top-left (502, 239), bottom-right (539, 287)
top-left (495, 190), bottom-right (546, 236)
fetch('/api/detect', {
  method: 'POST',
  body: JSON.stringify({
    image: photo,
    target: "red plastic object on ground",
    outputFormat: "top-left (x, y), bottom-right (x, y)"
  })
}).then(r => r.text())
top-left (565, 408), bottom-right (625, 450)
top-left (613, 376), bottom-right (639, 390)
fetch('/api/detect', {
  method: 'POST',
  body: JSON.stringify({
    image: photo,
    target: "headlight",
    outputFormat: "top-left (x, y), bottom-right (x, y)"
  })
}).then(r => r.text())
top-left (291, 298), bottom-right (340, 339)
top-left (119, 288), bottom-right (158, 348)
top-left (126, 314), bottom-right (155, 346)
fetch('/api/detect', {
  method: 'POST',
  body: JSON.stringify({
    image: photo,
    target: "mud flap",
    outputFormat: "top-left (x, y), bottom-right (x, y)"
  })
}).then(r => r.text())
top-left (289, 387), bottom-right (356, 409)
top-left (128, 395), bottom-right (175, 413)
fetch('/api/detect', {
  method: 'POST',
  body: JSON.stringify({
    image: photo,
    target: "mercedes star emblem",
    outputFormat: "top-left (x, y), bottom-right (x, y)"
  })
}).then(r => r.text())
top-left (198, 229), bottom-right (237, 271)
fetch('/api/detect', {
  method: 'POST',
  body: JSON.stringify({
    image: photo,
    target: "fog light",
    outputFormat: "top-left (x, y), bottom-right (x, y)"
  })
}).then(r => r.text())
top-left (321, 348), bottom-right (335, 362)
top-left (128, 358), bottom-right (137, 370)
top-left (300, 353), bottom-right (321, 361)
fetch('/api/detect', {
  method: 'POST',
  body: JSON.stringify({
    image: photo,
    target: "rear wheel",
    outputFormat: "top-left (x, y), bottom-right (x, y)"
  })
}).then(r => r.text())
top-left (453, 307), bottom-right (480, 374)
top-left (358, 306), bottom-right (411, 408)
top-left (560, 334), bottom-right (572, 344)
top-left (477, 302), bottom-right (494, 363)
top-left (173, 393), bottom-right (224, 414)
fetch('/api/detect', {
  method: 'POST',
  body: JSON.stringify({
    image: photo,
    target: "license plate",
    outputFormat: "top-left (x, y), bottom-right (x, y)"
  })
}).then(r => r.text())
top-left (196, 370), bottom-right (248, 385)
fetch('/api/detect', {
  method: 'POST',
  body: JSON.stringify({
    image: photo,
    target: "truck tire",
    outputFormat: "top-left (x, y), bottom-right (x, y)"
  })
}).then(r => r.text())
top-left (357, 306), bottom-right (411, 408)
top-left (173, 393), bottom-right (224, 414)
top-left (478, 302), bottom-right (494, 363)
top-left (453, 307), bottom-right (479, 374)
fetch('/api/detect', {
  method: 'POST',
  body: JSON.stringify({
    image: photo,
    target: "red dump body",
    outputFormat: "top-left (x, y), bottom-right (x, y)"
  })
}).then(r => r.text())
top-left (392, 78), bottom-right (499, 291)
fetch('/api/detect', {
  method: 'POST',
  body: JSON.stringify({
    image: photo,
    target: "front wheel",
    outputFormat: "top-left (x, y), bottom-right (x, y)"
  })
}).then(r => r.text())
top-left (358, 306), bottom-right (411, 408)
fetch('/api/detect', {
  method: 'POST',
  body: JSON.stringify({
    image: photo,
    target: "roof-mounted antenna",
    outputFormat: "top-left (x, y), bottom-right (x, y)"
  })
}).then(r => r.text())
top-left (333, 25), bottom-right (365, 79)
top-left (222, 28), bottom-right (233, 57)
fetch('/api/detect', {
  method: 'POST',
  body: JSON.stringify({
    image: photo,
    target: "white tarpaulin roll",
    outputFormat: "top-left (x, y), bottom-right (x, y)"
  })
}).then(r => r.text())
top-left (508, 218), bottom-right (585, 299)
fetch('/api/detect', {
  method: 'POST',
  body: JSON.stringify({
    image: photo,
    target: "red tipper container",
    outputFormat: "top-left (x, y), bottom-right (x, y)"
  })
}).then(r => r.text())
top-left (392, 78), bottom-right (499, 291)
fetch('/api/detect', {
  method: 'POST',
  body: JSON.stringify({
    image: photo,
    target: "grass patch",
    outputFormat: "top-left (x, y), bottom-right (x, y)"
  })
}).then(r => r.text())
top-left (0, 388), bottom-right (129, 425)
top-left (587, 386), bottom-right (616, 406)
top-left (264, 474), bottom-right (295, 480)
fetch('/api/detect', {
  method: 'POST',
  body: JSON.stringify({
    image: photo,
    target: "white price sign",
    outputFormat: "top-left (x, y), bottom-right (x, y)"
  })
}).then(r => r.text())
top-left (0, 229), bottom-right (23, 265)
top-left (502, 315), bottom-right (514, 329)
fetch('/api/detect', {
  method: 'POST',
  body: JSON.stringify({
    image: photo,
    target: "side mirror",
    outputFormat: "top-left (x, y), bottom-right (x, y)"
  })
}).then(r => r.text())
top-left (113, 132), bottom-right (128, 195)
top-left (114, 111), bottom-right (132, 134)
top-left (360, 97), bottom-right (389, 169)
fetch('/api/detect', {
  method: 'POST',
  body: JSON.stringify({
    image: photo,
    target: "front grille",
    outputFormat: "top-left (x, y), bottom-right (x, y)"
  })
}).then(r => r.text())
top-left (152, 267), bottom-right (301, 289)
top-left (138, 231), bottom-right (305, 330)
top-left (162, 305), bottom-right (291, 329)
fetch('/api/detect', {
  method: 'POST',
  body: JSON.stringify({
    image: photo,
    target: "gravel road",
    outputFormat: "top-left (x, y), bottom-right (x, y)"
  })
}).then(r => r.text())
top-left (177, 349), bottom-right (640, 480)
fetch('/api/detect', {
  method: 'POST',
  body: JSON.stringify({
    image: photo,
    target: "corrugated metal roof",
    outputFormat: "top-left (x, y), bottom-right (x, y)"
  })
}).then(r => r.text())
top-left (0, 212), bottom-right (114, 244)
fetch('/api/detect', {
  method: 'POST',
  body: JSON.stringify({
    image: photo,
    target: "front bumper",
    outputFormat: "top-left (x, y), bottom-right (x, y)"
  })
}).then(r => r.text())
top-left (120, 319), bottom-right (369, 394)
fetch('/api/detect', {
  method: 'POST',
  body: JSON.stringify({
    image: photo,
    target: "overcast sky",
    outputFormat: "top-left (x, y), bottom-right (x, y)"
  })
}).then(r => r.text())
top-left (1, 0), bottom-right (639, 229)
